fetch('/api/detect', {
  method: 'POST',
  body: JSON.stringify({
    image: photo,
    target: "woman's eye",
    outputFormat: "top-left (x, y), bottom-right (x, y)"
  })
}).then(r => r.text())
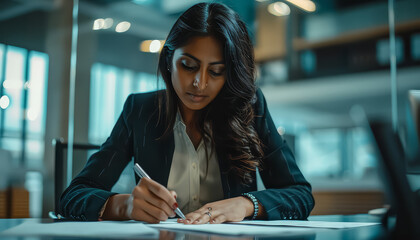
top-left (209, 69), bottom-right (224, 77)
top-left (181, 61), bottom-right (197, 71)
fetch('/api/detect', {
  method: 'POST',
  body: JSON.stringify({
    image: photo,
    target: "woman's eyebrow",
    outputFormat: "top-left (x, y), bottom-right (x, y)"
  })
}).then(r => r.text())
top-left (182, 53), bottom-right (224, 65)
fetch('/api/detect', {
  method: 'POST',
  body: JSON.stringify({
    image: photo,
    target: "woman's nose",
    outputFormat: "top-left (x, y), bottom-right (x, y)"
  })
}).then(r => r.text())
top-left (193, 71), bottom-right (208, 90)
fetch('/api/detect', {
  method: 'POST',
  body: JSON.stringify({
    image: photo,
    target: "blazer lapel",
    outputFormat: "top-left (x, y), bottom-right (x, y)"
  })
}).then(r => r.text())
top-left (135, 96), bottom-right (175, 188)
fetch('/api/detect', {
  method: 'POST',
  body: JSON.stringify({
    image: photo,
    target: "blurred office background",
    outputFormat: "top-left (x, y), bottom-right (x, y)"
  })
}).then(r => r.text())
top-left (0, 0), bottom-right (419, 218)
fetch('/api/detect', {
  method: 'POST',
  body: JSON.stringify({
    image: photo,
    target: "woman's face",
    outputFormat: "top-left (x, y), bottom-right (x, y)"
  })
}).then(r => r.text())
top-left (171, 36), bottom-right (226, 112)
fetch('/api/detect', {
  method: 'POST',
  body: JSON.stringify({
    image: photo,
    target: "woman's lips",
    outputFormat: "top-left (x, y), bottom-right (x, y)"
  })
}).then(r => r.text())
top-left (187, 93), bottom-right (207, 102)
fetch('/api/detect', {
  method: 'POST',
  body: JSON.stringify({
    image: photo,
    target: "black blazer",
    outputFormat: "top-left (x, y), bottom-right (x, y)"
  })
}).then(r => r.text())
top-left (59, 89), bottom-right (314, 221)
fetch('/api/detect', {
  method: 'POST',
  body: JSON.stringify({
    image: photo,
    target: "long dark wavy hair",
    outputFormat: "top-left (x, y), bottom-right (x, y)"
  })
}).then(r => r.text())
top-left (157, 2), bottom-right (263, 184)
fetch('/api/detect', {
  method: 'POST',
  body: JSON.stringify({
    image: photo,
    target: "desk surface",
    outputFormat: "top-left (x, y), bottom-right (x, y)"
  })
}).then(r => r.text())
top-left (0, 214), bottom-right (389, 240)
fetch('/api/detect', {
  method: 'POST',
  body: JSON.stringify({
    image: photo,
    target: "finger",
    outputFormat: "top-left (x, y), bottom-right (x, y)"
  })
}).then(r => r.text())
top-left (142, 199), bottom-right (173, 221)
top-left (210, 214), bottom-right (227, 224)
top-left (132, 198), bottom-right (169, 222)
top-left (169, 190), bottom-right (177, 200)
top-left (192, 212), bottom-right (211, 224)
top-left (140, 178), bottom-right (178, 210)
top-left (144, 193), bottom-right (176, 218)
top-left (131, 202), bottom-right (160, 224)
top-left (133, 180), bottom-right (176, 217)
top-left (183, 211), bottom-right (205, 224)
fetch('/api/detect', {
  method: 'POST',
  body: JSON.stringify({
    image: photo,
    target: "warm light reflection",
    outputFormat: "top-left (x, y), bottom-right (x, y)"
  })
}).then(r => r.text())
top-left (268, 2), bottom-right (291, 16)
top-left (285, 0), bottom-right (316, 12)
top-left (115, 21), bottom-right (131, 33)
top-left (93, 18), bottom-right (105, 30)
top-left (0, 95), bottom-right (10, 109)
top-left (140, 40), bottom-right (165, 53)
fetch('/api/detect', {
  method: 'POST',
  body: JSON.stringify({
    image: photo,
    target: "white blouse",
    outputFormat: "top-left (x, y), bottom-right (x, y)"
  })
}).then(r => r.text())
top-left (167, 112), bottom-right (224, 214)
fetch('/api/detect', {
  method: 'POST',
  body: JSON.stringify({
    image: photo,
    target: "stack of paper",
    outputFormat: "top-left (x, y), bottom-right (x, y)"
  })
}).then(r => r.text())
top-left (151, 221), bottom-right (316, 236)
top-left (0, 220), bottom-right (159, 238)
top-left (230, 220), bottom-right (380, 229)
top-left (146, 219), bottom-right (379, 236)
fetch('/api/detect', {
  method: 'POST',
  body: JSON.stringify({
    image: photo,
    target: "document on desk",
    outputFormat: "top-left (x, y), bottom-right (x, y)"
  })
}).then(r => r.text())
top-left (149, 220), bottom-right (315, 236)
top-left (230, 220), bottom-right (380, 229)
top-left (0, 220), bottom-right (159, 238)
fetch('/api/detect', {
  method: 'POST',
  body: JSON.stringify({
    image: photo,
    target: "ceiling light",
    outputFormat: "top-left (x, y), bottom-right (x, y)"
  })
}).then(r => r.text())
top-left (103, 18), bottom-right (114, 29)
top-left (149, 40), bottom-right (161, 53)
top-left (0, 95), bottom-right (10, 109)
top-left (115, 21), bottom-right (131, 33)
top-left (268, 2), bottom-right (291, 16)
top-left (140, 40), bottom-right (165, 53)
top-left (285, 0), bottom-right (316, 12)
top-left (3, 80), bottom-right (23, 89)
top-left (93, 18), bottom-right (105, 30)
top-left (27, 109), bottom-right (38, 121)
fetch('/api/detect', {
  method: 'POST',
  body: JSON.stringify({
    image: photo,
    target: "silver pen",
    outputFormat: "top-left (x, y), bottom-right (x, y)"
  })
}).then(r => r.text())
top-left (134, 163), bottom-right (186, 219)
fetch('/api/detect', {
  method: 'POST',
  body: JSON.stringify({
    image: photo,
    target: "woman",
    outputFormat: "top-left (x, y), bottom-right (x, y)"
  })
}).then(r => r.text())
top-left (59, 2), bottom-right (314, 224)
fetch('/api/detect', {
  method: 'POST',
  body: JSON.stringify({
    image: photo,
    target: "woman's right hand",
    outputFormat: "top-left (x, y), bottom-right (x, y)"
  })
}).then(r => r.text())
top-left (126, 177), bottom-right (178, 223)
top-left (102, 178), bottom-right (178, 223)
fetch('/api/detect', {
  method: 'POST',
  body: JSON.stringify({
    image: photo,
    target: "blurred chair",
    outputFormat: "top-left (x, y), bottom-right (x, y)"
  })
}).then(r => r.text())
top-left (52, 138), bottom-right (100, 215)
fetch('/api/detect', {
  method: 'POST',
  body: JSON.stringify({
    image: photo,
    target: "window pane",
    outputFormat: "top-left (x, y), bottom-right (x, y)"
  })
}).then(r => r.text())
top-left (27, 51), bottom-right (49, 136)
top-left (351, 127), bottom-right (378, 178)
top-left (297, 129), bottom-right (342, 177)
top-left (3, 46), bottom-right (26, 134)
top-left (0, 44), bottom-right (4, 80)
top-left (89, 63), bottom-right (164, 144)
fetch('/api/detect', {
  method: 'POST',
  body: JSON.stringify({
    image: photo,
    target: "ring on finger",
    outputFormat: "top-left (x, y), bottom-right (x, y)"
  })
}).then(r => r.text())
top-left (205, 211), bottom-right (212, 218)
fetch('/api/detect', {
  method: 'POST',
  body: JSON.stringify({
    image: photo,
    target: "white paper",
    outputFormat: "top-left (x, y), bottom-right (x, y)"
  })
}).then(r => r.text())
top-left (149, 221), bottom-right (315, 236)
top-left (231, 220), bottom-right (380, 229)
top-left (0, 220), bottom-right (159, 238)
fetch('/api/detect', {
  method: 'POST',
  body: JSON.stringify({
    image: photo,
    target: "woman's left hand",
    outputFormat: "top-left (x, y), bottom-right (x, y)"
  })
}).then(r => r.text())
top-left (177, 197), bottom-right (254, 224)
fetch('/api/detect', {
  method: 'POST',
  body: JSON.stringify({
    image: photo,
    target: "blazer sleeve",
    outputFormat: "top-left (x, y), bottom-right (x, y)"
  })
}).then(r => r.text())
top-left (58, 94), bottom-right (136, 221)
top-left (249, 88), bottom-right (315, 220)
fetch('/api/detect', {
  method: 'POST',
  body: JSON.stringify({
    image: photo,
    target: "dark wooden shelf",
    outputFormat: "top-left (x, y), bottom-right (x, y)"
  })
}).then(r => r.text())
top-left (293, 19), bottom-right (420, 51)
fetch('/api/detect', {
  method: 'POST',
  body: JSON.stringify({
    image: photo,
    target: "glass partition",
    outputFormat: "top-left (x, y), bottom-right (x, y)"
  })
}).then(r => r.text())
top-left (0, 0), bottom-right (71, 218)
top-left (392, 0), bottom-right (420, 189)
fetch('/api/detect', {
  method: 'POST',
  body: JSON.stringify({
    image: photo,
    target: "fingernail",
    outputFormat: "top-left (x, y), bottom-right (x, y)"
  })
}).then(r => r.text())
top-left (172, 203), bottom-right (178, 209)
top-left (185, 219), bottom-right (190, 223)
top-left (194, 220), bottom-right (199, 224)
